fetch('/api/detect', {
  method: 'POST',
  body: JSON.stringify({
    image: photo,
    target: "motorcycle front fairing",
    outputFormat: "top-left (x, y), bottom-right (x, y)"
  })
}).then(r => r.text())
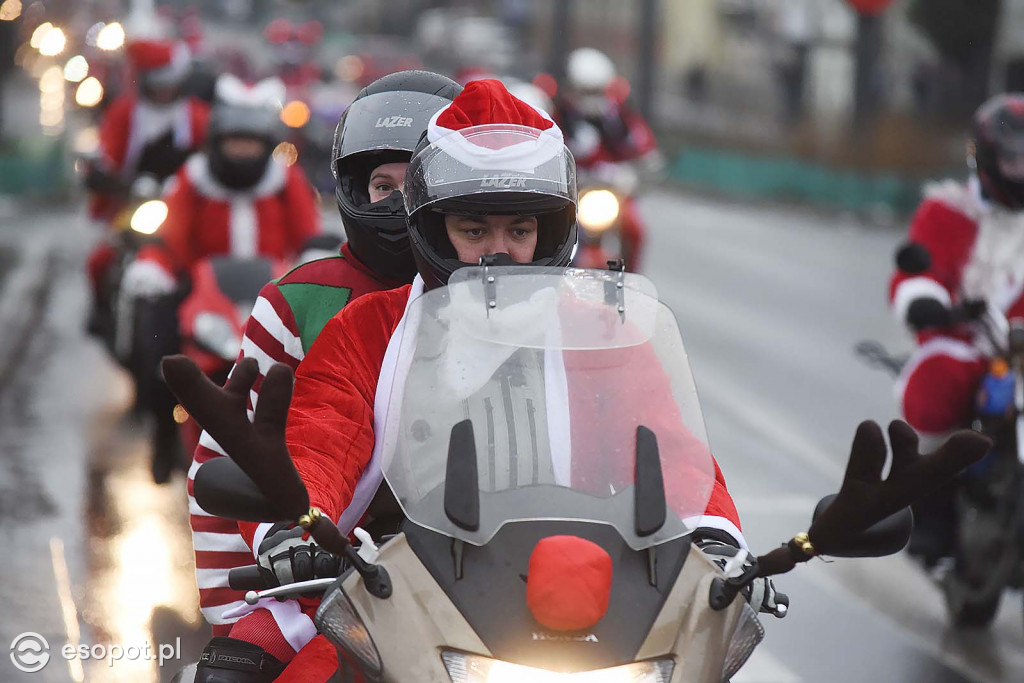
top-left (314, 266), bottom-right (753, 682)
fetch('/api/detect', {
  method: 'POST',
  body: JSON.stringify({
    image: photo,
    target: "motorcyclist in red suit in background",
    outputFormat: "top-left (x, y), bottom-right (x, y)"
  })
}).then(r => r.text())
top-left (889, 93), bottom-right (1024, 562)
top-left (85, 38), bottom-right (209, 336)
top-left (554, 48), bottom-right (661, 271)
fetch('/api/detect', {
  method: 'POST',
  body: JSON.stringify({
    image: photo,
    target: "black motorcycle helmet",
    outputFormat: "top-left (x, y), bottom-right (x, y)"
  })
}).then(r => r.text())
top-left (332, 71), bottom-right (462, 281)
top-left (971, 93), bottom-right (1024, 210)
top-left (404, 80), bottom-right (578, 291)
top-left (207, 76), bottom-right (285, 191)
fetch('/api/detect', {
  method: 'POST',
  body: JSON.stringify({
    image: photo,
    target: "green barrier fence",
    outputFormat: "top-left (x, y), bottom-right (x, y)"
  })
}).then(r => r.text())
top-left (0, 136), bottom-right (69, 197)
top-left (669, 146), bottom-right (941, 214)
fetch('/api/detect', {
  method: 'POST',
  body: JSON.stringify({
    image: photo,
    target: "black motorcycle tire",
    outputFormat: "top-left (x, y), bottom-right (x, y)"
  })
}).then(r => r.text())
top-left (943, 484), bottom-right (1009, 629)
top-left (944, 585), bottom-right (1001, 628)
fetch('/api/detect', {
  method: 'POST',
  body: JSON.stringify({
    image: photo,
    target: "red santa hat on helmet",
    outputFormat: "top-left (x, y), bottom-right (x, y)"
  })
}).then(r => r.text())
top-left (426, 78), bottom-right (565, 171)
top-left (126, 38), bottom-right (191, 86)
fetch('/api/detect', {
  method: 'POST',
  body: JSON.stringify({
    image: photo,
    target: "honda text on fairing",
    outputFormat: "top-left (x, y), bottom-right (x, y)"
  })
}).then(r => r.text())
top-left (167, 265), bottom-right (988, 682)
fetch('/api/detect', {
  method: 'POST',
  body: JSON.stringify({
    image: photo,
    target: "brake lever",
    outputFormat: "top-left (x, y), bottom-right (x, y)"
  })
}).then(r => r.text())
top-left (244, 578), bottom-right (338, 605)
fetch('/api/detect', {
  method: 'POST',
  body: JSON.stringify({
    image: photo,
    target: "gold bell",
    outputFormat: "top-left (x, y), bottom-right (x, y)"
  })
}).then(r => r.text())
top-left (792, 532), bottom-right (816, 557)
top-left (297, 507), bottom-right (322, 529)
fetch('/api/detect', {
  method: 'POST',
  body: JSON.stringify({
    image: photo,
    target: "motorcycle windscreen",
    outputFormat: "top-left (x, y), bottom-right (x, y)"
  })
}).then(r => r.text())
top-left (378, 266), bottom-right (717, 550)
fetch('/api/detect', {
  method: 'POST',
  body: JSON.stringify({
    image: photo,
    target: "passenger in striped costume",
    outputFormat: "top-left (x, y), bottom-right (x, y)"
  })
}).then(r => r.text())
top-left (188, 71), bottom-right (461, 682)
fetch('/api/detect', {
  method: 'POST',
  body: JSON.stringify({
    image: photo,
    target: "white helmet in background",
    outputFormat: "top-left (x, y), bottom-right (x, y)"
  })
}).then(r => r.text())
top-left (502, 78), bottom-right (554, 117)
top-left (567, 48), bottom-right (616, 93)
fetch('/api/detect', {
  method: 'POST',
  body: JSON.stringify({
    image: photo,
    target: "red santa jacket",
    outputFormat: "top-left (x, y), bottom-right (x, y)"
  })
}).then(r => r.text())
top-left (139, 154), bottom-right (321, 275)
top-left (89, 95), bottom-right (209, 219)
top-left (889, 178), bottom-right (1024, 343)
top-left (240, 280), bottom-right (743, 550)
top-left (558, 100), bottom-right (658, 169)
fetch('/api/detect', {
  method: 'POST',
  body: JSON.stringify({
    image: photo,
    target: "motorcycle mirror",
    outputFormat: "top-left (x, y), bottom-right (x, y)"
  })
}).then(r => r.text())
top-left (811, 494), bottom-right (913, 558)
top-left (193, 457), bottom-right (296, 522)
top-left (445, 420), bottom-right (480, 532)
top-left (894, 242), bottom-right (932, 275)
top-left (634, 425), bottom-right (666, 537)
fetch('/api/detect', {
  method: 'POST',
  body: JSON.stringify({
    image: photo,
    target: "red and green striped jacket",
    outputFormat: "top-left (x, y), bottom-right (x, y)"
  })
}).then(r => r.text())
top-left (186, 242), bottom-right (407, 636)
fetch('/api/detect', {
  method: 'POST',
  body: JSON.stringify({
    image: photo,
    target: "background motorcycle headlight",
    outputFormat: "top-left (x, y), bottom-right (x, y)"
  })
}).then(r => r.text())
top-left (130, 200), bottom-right (168, 235)
top-left (441, 651), bottom-right (674, 683)
top-left (577, 189), bottom-right (620, 233)
top-left (192, 312), bottom-right (242, 361)
top-left (316, 586), bottom-right (382, 679)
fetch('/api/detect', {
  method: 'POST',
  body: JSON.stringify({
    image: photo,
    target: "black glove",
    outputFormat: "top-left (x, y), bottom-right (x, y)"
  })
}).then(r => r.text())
top-left (698, 538), bottom-right (786, 617)
top-left (906, 297), bottom-right (952, 331)
top-left (256, 524), bottom-right (342, 591)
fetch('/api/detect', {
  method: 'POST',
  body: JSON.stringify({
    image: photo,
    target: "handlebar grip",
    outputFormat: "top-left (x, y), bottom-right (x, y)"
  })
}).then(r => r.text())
top-left (229, 565), bottom-right (268, 591)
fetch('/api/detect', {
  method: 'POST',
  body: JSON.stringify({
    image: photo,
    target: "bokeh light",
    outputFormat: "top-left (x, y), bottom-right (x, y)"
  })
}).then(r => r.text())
top-left (96, 22), bottom-right (125, 51)
top-left (64, 55), bottom-right (89, 83)
top-left (0, 0), bottom-right (22, 21)
top-left (75, 77), bottom-right (104, 107)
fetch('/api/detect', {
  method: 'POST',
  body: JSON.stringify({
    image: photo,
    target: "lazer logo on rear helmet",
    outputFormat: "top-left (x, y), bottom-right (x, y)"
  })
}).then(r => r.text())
top-left (481, 174), bottom-right (528, 188)
top-left (375, 116), bottom-right (414, 128)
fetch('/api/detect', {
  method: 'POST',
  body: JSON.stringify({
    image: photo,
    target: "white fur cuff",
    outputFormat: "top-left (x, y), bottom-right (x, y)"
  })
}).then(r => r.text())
top-left (891, 276), bottom-right (951, 326)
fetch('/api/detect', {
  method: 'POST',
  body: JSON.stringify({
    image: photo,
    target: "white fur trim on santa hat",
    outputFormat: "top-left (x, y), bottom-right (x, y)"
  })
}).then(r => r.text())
top-left (145, 42), bottom-right (191, 88)
top-left (426, 105), bottom-right (565, 172)
top-left (215, 75), bottom-right (286, 111)
top-left (891, 276), bottom-right (952, 326)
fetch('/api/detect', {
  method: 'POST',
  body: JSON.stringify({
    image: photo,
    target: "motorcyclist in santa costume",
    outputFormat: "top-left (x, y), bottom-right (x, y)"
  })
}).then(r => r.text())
top-left (889, 93), bottom-right (1024, 561)
top-left (185, 70), bottom-right (462, 682)
top-left (86, 38), bottom-right (209, 221)
top-left (554, 48), bottom-right (661, 271)
top-left (127, 73), bottom-right (322, 284)
top-left (181, 80), bottom-right (745, 682)
top-left (85, 38), bottom-right (209, 332)
top-left (122, 73), bottom-right (321, 484)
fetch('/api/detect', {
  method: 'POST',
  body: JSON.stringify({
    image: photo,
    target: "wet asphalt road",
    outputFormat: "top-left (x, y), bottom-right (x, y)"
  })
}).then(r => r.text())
top-left (0, 193), bottom-right (1021, 682)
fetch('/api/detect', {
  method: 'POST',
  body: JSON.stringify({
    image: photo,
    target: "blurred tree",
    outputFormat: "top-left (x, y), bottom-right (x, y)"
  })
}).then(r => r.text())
top-left (908, 0), bottom-right (1002, 119)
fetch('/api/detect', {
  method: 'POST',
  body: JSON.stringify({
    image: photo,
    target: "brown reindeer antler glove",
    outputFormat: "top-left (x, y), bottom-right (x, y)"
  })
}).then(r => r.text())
top-left (757, 420), bottom-right (991, 577)
top-left (161, 355), bottom-right (309, 519)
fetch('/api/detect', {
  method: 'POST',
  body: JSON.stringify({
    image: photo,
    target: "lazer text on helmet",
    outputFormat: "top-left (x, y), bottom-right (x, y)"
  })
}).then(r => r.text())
top-left (375, 116), bottom-right (414, 128)
top-left (480, 174), bottom-right (528, 188)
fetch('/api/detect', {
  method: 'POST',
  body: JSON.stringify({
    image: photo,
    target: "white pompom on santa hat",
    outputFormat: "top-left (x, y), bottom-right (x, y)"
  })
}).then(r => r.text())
top-left (126, 38), bottom-right (190, 85)
top-left (427, 78), bottom-right (565, 172)
top-left (214, 74), bottom-right (286, 111)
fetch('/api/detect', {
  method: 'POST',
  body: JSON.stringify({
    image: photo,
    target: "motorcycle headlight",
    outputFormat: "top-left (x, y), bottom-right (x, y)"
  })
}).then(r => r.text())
top-left (192, 312), bottom-right (241, 361)
top-left (577, 189), bottom-right (620, 233)
top-left (440, 651), bottom-right (674, 682)
top-left (130, 200), bottom-right (168, 235)
top-left (316, 586), bottom-right (382, 679)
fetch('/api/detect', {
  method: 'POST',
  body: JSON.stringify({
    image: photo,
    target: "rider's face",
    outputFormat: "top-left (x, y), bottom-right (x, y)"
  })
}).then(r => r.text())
top-left (445, 214), bottom-right (539, 264)
top-left (219, 137), bottom-right (267, 160)
top-left (367, 162), bottom-right (408, 203)
top-left (145, 84), bottom-right (181, 106)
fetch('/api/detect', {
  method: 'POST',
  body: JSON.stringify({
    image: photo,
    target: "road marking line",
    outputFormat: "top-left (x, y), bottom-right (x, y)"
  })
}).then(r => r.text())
top-left (732, 647), bottom-right (802, 683)
top-left (50, 536), bottom-right (85, 682)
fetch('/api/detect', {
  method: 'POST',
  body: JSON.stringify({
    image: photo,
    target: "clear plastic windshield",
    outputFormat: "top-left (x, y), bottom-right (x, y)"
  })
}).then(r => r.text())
top-left (379, 266), bottom-right (716, 550)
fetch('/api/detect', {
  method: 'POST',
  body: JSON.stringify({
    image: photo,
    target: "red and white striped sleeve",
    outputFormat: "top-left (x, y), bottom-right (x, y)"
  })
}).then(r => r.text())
top-left (187, 280), bottom-right (304, 634)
